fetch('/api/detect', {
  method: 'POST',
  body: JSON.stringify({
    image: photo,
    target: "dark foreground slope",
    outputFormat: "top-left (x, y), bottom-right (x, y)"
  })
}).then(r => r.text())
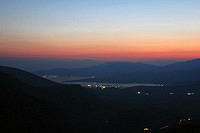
top-left (0, 66), bottom-right (104, 133)
top-left (0, 72), bottom-right (70, 133)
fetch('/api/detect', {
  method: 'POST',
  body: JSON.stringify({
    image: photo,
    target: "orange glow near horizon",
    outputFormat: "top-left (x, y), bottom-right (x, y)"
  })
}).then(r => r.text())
top-left (1, 46), bottom-right (200, 61)
top-left (1, 32), bottom-right (200, 61)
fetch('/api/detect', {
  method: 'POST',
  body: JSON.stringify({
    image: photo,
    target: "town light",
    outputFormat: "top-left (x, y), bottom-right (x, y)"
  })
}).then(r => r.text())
top-left (88, 84), bottom-right (92, 87)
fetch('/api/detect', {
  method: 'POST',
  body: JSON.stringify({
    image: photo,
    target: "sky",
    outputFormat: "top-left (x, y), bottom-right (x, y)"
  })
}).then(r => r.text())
top-left (1, 0), bottom-right (200, 61)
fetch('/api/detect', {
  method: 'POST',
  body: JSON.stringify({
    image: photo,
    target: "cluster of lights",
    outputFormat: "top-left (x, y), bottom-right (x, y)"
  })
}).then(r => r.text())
top-left (87, 84), bottom-right (106, 90)
top-left (137, 91), bottom-right (197, 96)
top-left (179, 117), bottom-right (192, 124)
top-left (145, 117), bottom-right (191, 132)
top-left (87, 83), bottom-right (121, 90)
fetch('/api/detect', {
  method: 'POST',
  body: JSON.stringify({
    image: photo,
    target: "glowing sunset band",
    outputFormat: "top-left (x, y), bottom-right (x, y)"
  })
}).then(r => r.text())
top-left (1, 31), bottom-right (200, 60)
top-left (1, 47), bottom-right (200, 61)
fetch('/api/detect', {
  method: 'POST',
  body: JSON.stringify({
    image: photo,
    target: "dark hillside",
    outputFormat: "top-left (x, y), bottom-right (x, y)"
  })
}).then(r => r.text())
top-left (0, 66), bottom-right (103, 133)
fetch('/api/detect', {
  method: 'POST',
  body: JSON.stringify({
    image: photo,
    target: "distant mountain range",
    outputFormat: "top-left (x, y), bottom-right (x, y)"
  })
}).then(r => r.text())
top-left (35, 58), bottom-right (200, 84)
